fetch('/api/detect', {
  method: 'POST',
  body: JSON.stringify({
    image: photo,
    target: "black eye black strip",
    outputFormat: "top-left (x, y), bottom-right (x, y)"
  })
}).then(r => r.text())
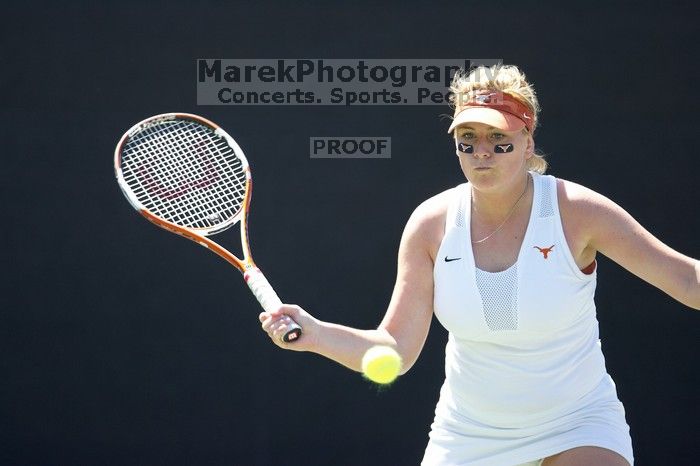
top-left (494, 143), bottom-right (514, 153)
top-left (458, 143), bottom-right (474, 154)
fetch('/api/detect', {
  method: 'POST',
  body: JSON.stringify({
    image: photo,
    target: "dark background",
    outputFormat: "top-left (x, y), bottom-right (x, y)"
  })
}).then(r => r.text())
top-left (2, 1), bottom-right (698, 465)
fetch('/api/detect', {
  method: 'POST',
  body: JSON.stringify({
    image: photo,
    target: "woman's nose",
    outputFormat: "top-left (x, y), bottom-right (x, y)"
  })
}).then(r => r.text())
top-left (473, 139), bottom-right (491, 158)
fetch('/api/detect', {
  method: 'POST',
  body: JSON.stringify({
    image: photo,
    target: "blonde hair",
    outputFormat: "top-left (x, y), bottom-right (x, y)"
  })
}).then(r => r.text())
top-left (449, 64), bottom-right (547, 174)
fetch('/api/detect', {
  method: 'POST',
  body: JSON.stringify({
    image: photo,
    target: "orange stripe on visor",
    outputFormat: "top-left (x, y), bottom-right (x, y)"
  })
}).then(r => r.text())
top-left (448, 90), bottom-right (534, 133)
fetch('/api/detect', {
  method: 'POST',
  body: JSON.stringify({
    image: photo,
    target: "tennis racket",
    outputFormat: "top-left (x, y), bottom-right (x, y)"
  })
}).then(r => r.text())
top-left (114, 113), bottom-right (302, 342)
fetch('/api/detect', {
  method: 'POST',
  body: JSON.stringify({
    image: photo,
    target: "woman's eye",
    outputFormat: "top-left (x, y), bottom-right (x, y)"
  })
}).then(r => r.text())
top-left (491, 133), bottom-right (505, 140)
top-left (460, 132), bottom-right (475, 140)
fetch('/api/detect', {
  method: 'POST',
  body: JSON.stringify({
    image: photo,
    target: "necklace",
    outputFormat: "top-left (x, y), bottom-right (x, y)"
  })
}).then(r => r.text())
top-left (471, 174), bottom-right (530, 244)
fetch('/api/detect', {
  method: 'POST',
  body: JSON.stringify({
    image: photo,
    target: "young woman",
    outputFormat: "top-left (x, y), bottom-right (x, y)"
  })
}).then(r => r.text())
top-left (259, 65), bottom-right (700, 466)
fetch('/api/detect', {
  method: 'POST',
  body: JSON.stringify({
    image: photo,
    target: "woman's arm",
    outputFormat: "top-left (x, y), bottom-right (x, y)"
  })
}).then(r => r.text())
top-left (259, 195), bottom-right (445, 374)
top-left (566, 180), bottom-right (700, 310)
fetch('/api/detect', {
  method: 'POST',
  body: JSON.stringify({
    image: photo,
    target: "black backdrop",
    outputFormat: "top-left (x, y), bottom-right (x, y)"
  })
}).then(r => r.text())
top-left (3, 1), bottom-right (699, 465)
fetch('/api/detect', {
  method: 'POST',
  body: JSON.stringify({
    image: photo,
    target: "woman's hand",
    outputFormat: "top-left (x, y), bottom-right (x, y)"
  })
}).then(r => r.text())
top-left (259, 304), bottom-right (320, 351)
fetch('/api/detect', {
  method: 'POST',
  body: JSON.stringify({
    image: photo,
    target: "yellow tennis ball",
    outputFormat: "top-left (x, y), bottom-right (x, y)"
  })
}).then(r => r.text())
top-left (361, 346), bottom-right (402, 384)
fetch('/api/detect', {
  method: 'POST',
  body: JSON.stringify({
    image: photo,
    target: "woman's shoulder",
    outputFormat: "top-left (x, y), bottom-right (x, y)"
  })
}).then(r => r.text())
top-left (552, 175), bottom-right (622, 245)
top-left (552, 175), bottom-right (609, 212)
top-left (403, 185), bottom-right (465, 249)
top-left (412, 184), bottom-right (464, 224)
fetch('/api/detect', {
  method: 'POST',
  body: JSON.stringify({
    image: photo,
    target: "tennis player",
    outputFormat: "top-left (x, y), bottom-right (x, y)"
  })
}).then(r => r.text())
top-left (259, 64), bottom-right (700, 465)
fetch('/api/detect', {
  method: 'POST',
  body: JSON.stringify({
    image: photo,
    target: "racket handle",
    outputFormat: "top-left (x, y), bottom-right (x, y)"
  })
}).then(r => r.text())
top-left (244, 267), bottom-right (302, 343)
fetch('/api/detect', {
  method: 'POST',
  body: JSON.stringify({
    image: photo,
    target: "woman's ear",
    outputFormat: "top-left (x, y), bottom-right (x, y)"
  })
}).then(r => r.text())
top-left (525, 133), bottom-right (534, 159)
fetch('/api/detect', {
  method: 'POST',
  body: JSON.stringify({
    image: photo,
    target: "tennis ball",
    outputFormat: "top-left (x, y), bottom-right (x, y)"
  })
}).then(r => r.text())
top-left (361, 346), bottom-right (402, 384)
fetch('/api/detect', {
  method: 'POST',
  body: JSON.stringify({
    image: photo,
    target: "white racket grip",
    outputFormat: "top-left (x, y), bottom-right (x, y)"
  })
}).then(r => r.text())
top-left (244, 267), bottom-right (282, 312)
top-left (244, 267), bottom-right (302, 342)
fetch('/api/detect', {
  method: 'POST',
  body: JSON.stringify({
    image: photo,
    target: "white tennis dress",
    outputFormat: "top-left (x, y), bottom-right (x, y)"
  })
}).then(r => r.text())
top-left (422, 172), bottom-right (634, 466)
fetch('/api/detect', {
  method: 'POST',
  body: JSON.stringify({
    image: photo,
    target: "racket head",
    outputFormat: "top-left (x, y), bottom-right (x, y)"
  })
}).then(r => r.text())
top-left (114, 113), bottom-right (251, 237)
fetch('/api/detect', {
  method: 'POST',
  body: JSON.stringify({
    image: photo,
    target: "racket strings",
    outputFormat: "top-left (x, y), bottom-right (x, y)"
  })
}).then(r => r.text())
top-left (120, 120), bottom-right (248, 230)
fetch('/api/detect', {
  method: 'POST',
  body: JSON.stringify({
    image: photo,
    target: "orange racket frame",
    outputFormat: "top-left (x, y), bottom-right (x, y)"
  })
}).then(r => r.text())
top-left (114, 113), bottom-right (301, 342)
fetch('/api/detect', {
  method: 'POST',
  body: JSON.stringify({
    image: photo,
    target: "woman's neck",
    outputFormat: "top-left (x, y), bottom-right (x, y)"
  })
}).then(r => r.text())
top-left (471, 172), bottom-right (532, 225)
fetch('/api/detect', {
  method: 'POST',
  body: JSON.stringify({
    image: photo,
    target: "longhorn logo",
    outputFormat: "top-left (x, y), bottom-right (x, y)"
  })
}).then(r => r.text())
top-left (474, 93), bottom-right (495, 103)
top-left (534, 245), bottom-right (555, 259)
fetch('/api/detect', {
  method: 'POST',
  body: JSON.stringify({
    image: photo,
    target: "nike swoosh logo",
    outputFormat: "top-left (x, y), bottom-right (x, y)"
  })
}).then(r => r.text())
top-left (444, 256), bottom-right (462, 262)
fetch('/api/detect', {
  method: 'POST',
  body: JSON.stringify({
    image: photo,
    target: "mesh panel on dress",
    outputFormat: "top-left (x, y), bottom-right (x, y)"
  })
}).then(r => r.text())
top-left (539, 177), bottom-right (555, 218)
top-left (456, 197), bottom-right (466, 228)
top-left (475, 265), bottom-right (519, 331)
